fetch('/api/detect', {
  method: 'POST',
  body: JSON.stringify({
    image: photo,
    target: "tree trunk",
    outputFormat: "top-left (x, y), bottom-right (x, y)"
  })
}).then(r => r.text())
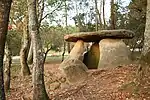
top-left (77, 15), bottom-right (84, 32)
top-left (95, 0), bottom-right (98, 31)
top-left (95, 14), bottom-right (98, 31)
top-left (67, 42), bottom-right (71, 53)
top-left (94, 0), bottom-right (102, 30)
top-left (20, 17), bottom-right (31, 76)
top-left (102, 0), bottom-right (106, 29)
top-left (27, 41), bottom-right (33, 64)
top-left (4, 42), bottom-right (12, 92)
top-left (27, 0), bottom-right (49, 99)
top-left (38, 0), bottom-right (45, 28)
top-left (62, 41), bottom-right (66, 62)
top-left (110, 0), bottom-right (115, 29)
top-left (64, 0), bottom-right (71, 54)
top-left (75, 2), bottom-right (84, 32)
top-left (99, 0), bottom-right (103, 29)
top-left (141, 0), bottom-right (150, 63)
top-left (0, 0), bottom-right (12, 99)
top-left (43, 48), bottom-right (51, 64)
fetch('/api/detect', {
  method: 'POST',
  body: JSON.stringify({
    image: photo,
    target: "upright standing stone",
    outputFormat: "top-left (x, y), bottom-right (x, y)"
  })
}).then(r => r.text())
top-left (69, 40), bottom-right (85, 61)
top-left (59, 40), bottom-right (88, 84)
top-left (83, 42), bottom-right (100, 69)
top-left (59, 58), bottom-right (88, 84)
top-left (98, 39), bottom-right (131, 68)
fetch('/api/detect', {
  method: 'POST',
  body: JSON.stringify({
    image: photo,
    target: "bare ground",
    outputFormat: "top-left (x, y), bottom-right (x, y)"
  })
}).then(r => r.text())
top-left (6, 63), bottom-right (150, 100)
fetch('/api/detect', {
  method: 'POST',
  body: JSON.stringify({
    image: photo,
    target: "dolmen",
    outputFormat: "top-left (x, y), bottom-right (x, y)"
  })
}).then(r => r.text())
top-left (59, 29), bottom-right (134, 84)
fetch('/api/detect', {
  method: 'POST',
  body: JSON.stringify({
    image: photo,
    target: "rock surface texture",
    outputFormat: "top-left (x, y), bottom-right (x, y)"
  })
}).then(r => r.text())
top-left (69, 40), bottom-right (85, 61)
top-left (59, 58), bottom-right (88, 84)
top-left (64, 29), bottom-right (134, 42)
top-left (59, 40), bottom-right (88, 84)
top-left (83, 42), bottom-right (100, 69)
top-left (98, 39), bottom-right (131, 68)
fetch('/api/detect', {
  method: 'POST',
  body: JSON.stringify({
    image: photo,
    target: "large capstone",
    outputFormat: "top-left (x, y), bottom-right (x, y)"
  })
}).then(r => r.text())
top-left (83, 42), bottom-right (100, 69)
top-left (98, 39), bottom-right (131, 68)
top-left (64, 29), bottom-right (134, 42)
top-left (59, 58), bottom-right (88, 84)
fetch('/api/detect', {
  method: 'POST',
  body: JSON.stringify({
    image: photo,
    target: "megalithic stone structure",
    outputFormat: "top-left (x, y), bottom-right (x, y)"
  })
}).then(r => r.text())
top-left (60, 29), bottom-right (134, 84)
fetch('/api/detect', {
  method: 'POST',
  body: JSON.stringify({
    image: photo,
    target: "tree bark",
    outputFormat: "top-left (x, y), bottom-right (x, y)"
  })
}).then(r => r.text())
top-left (77, 15), bottom-right (84, 32)
top-left (141, 0), bottom-right (150, 63)
top-left (27, 0), bottom-right (45, 65)
top-left (4, 42), bottom-right (12, 92)
top-left (0, 0), bottom-right (12, 99)
top-left (110, 0), bottom-right (115, 29)
top-left (27, 0), bottom-right (49, 99)
top-left (64, 0), bottom-right (71, 54)
top-left (75, 2), bottom-right (84, 32)
top-left (102, 0), bottom-right (106, 29)
top-left (99, 0), bottom-right (103, 29)
top-left (94, 0), bottom-right (102, 30)
top-left (43, 48), bottom-right (51, 64)
top-left (20, 16), bottom-right (31, 76)
top-left (67, 42), bottom-right (71, 53)
top-left (95, 0), bottom-right (98, 31)
top-left (38, 0), bottom-right (45, 28)
top-left (62, 41), bottom-right (66, 62)
top-left (27, 41), bottom-right (33, 64)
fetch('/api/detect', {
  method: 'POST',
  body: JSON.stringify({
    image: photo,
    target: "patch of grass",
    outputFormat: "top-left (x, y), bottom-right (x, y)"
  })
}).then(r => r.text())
top-left (45, 55), bottom-right (67, 64)
top-left (11, 64), bottom-right (21, 77)
top-left (12, 55), bottom-right (68, 64)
